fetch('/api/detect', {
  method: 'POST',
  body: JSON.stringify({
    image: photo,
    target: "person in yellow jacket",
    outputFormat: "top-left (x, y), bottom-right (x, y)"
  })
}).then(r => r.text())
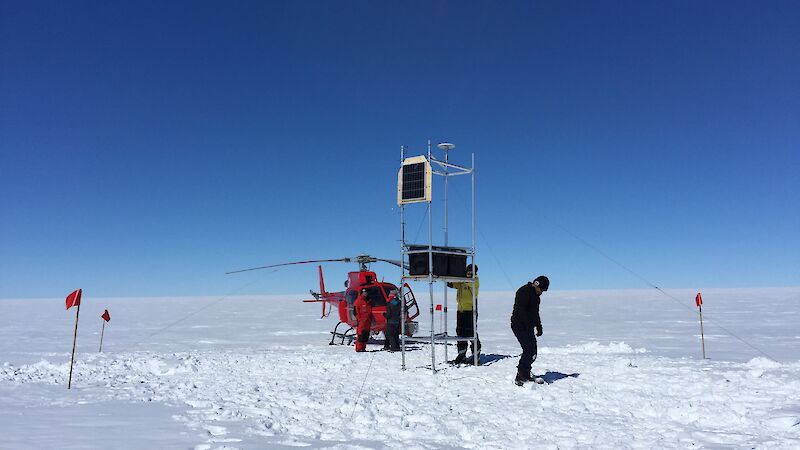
top-left (447, 264), bottom-right (480, 364)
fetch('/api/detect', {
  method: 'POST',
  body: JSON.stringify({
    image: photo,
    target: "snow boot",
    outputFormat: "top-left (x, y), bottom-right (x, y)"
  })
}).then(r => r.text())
top-left (522, 370), bottom-right (545, 384)
top-left (523, 370), bottom-right (535, 381)
top-left (449, 353), bottom-right (466, 365)
top-left (524, 371), bottom-right (545, 384)
top-left (514, 369), bottom-right (527, 386)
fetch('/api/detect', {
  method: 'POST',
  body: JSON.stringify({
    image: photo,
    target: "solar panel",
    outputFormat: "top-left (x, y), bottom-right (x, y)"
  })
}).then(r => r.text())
top-left (401, 162), bottom-right (426, 201)
top-left (397, 156), bottom-right (431, 205)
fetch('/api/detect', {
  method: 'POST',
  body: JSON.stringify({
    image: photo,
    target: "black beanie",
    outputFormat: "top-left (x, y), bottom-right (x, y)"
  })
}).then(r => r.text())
top-left (534, 275), bottom-right (549, 291)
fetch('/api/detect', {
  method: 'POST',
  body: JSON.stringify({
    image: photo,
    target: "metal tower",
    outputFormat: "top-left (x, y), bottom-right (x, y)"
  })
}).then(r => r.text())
top-left (397, 141), bottom-right (476, 372)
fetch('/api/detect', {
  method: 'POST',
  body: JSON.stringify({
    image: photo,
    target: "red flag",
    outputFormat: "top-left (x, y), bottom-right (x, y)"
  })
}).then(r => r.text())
top-left (66, 289), bottom-right (82, 310)
top-left (695, 292), bottom-right (703, 307)
top-left (435, 304), bottom-right (442, 311)
top-left (101, 309), bottom-right (110, 322)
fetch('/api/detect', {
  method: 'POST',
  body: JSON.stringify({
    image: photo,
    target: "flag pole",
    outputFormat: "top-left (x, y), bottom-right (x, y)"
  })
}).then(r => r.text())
top-left (68, 302), bottom-right (81, 389)
top-left (99, 320), bottom-right (106, 352)
top-left (699, 304), bottom-right (706, 359)
top-left (695, 292), bottom-right (707, 360)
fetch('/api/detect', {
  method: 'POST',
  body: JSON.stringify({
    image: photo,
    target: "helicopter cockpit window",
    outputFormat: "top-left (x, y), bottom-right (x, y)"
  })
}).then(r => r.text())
top-left (346, 290), bottom-right (358, 305)
top-left (346, 290), bottom-right (358, 322)
top-left (363, 286), bottom-right (386, 307)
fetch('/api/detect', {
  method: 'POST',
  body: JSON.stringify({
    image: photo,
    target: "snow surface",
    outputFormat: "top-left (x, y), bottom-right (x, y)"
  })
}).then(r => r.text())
top-left (2, 287), bottom-right (799, 449)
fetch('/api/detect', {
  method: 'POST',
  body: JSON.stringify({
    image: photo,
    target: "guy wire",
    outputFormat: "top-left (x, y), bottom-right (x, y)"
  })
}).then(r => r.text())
top-left (453, 195), bottom-right (516, 290)
top-left (412, 203), bottom-right (430, 243)
top-left (351, 348), bottom-right (378, 419)
top-left (477, 226), bottom-right (517, 290)
top-left (426, 186), bottom-right (775, 361)
top-left (120, 269), bottom-right (281, 352)
top-left (552, 222), bottom-right (777, 362)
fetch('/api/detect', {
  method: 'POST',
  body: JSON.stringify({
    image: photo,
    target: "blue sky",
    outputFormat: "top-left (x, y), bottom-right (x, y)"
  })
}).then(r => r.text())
top-left (2, 1), bottom-right (798, 297)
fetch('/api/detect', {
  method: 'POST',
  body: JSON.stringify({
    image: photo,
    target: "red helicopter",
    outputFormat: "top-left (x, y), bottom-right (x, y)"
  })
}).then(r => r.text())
top-left (227, 255), bottom-right (420, 345)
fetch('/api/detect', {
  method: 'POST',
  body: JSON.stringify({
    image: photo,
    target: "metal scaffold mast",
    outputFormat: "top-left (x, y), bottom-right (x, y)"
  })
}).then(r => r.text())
top-left (398, 141), bottom-right (476, 372)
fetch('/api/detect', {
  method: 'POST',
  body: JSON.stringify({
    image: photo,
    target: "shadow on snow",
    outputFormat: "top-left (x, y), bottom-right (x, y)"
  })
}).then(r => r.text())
top-left (538, 371), bottom-right (580, 384)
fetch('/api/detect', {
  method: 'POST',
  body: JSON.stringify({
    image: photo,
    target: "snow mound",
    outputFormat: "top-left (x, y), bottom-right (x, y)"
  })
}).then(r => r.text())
top-left (745, 357), bottom-right (782, 370)
top-left (1, 359), bottom-right (65, 384)
top-left (763, 415), bottom-right (800, 432)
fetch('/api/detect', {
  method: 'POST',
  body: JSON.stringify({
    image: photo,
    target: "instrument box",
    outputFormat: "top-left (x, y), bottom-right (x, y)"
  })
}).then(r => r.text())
top-left (407, 246), bottom-right (467, 277)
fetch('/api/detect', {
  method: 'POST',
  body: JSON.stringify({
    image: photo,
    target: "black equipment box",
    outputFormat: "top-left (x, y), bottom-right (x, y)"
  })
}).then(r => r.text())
top-left (407, 246), bottom-right (467, 277)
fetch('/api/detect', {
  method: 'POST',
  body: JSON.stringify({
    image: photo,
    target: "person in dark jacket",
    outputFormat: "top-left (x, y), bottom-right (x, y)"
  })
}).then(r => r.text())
top-left (383, 289), bottom-right (402, 352)
top-left (354, 288), bottom-right (373, 352)
top-left (511, 275), bottom-right (549, 385)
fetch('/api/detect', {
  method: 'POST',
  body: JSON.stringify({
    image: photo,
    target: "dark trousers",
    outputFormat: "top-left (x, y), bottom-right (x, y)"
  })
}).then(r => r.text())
top-left (355, 326), bottom-right (370, 352)
top-left (456, 311), bottom-right (481, 355)
top-left (512, 324), bottom-right (538, 372)
top-left (384, 323), bottom-right (401, 351)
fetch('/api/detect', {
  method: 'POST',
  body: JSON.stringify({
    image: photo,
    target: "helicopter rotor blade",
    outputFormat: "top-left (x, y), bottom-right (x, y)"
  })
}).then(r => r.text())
top-left (226, 258), bottom-right (352, 275)
top-left (373, 258), bottom-right (409, 270)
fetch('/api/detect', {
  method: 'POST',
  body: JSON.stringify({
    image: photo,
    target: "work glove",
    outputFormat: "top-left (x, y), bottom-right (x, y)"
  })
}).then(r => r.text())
top-left (535, 324), bottom-right (543, 337)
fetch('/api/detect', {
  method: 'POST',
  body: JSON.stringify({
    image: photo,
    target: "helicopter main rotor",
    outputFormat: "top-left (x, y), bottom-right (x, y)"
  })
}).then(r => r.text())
top-left (353, 254), bottom-right (407, 271)
top-left (226, 254), bottom-right (406, 275)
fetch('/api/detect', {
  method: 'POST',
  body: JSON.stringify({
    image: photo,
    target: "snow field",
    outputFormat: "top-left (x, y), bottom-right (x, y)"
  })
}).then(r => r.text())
top-left (1, 289), bottom-right (799, 448)
top-left (3, 341), bottom-right (799, 449)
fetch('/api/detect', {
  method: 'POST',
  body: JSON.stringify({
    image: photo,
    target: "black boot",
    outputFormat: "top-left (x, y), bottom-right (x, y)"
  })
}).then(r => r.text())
top-left (525, 370), bottom-right (544, 384)
top-left (524, 369), bottom-right (535, 381)
top-left (449, 353), bottom-right (466, 365)
top-left (514, 368), bottom-right (526, 386)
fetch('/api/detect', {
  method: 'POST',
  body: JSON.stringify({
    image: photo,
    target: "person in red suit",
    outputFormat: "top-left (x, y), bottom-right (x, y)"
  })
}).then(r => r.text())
top-left (354, 288), bottom-right (373, 352)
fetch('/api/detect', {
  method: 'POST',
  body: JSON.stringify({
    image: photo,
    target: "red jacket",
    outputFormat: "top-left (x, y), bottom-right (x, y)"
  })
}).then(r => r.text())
top-left (354, 294), bottom-right (373, 329)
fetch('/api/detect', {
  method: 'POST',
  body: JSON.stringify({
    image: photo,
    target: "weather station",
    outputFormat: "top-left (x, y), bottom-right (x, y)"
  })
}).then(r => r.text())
top-left (397, 141), bottom-right (477, 372)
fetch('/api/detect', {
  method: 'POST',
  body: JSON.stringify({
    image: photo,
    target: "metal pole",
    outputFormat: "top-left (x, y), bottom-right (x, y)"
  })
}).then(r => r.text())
top-left (427, 141), bottom-right (436, 373)
top-left (444, 145), bottom-right (449, 245)
top-left (400, 146), bottom-right (407, 370)
top-left (429, 203), bottom-right (435, 373)
top-left (99, 320), bottom-right (105, 352)
top-left (68, 302), bottom-right (81, 389)
top-left (699, 305), bottom-right (706, 359)
top-left (471, 152), bottom-right (478, 366)
top-left (443, 145), bottom-right (449, 362)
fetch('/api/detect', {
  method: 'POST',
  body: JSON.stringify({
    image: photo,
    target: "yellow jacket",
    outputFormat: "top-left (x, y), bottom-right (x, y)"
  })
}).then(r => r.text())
top-left (449, 277), bottom-right (479, 312)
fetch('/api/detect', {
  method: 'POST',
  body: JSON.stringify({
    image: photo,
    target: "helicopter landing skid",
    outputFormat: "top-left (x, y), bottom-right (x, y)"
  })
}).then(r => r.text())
top-left (329, 322), bottom-right (356, 346)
